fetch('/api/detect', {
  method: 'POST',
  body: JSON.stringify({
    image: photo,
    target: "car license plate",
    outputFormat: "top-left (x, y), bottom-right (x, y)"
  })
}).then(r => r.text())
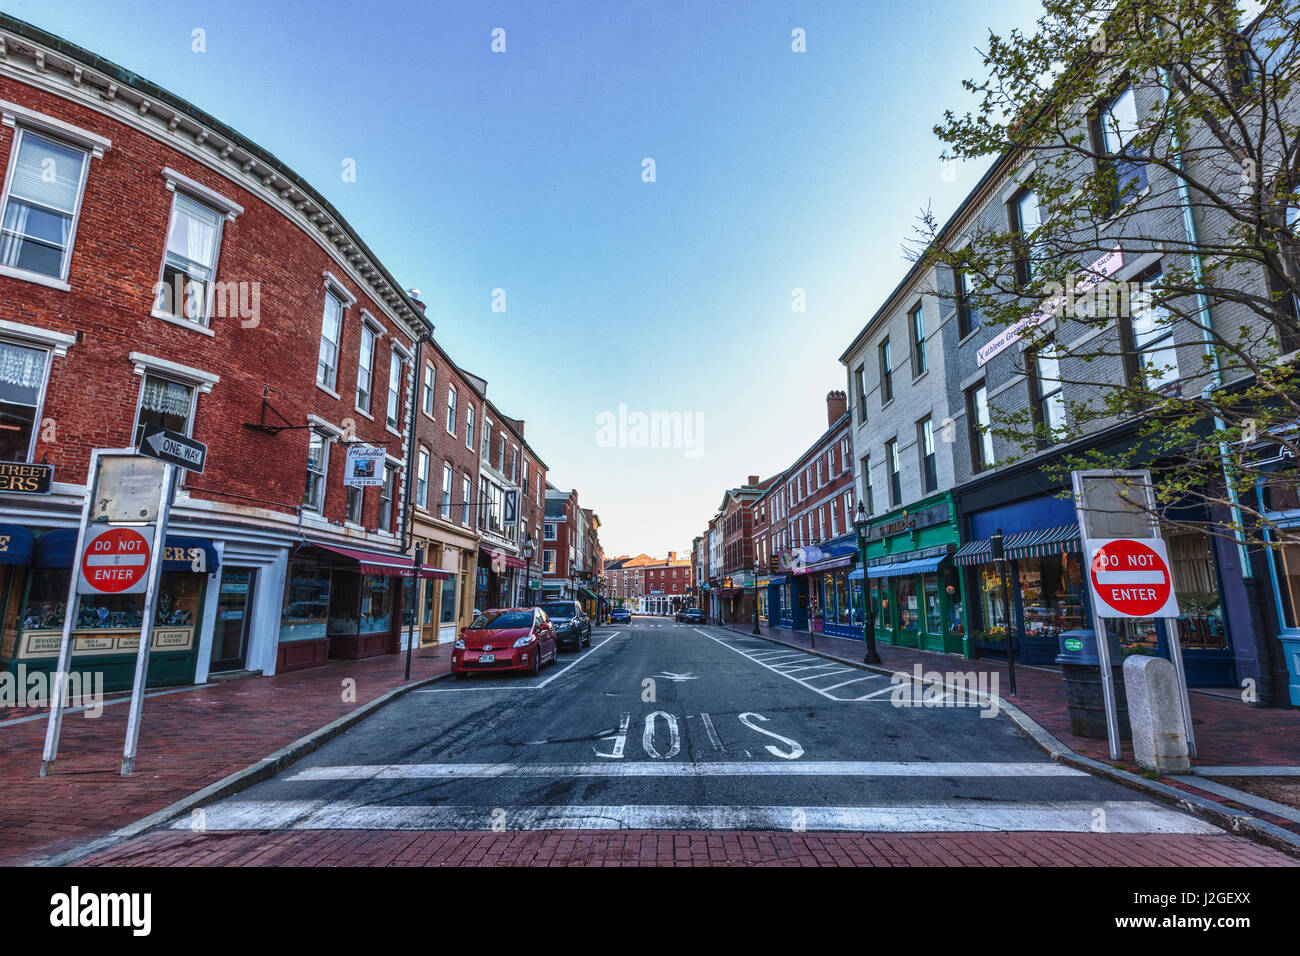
top-left (478, 653), bottom-right (495, 664)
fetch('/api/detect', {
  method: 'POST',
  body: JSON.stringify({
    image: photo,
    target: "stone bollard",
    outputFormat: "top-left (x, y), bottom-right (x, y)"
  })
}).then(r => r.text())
top-left (1123, 655), bottom-right (1191, 773)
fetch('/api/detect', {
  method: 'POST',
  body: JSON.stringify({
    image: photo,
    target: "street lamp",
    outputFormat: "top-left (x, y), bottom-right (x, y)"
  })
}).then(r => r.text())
top-left (752, 561), bottom-right (761, 635)
top-left (853, 502), bottom-right (881, 665)
top-left (521, 532), bottom-right (535, 608)
top-left (990, 528), bottom-right (1016, 695)
top-left (404, 543), bottom-right (424, 680)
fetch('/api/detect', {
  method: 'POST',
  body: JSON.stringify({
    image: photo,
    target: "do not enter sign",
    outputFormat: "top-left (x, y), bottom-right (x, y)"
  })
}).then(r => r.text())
top-left (1084, 537), bottom-right (1180, 619)
top-left (78, 525), bottom-right (153, 595)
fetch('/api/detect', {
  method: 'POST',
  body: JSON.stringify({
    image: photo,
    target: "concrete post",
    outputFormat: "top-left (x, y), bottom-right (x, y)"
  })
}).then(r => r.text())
top-left (1123, 655), bottom-right (1191, 773)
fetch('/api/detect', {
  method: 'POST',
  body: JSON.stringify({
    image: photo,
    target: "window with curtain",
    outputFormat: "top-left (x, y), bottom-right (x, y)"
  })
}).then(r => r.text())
top-left (0, 130), bottom-right (89, 280)
top-left (416, 448), bottom-right (429, 508)
top-left (346, 484), bottom-right (363, 524)
top-left (133, 375), bottom-right (194, 447)
top-left (317, 292), bottom-right (343, 390)
top-left (303, 432), bottom-right (327, 513)
top-left (0, 340), bottom-right (48, 461)
top-left (157, 192), bottom-right (223, 323)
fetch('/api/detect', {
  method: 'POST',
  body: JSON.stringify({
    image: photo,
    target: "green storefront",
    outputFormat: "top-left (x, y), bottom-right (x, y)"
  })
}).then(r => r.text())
top-left (851, 492), bottom-right (969, 656)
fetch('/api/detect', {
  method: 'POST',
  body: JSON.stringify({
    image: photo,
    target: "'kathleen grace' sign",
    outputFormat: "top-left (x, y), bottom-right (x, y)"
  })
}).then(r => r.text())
top-left (977, 247), bottom-right (1124, 367)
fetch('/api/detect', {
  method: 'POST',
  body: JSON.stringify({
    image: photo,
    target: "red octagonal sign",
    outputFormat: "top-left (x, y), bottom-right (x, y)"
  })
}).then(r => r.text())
top-left (1087, 538), bottom-right (1177, 618)
top-left (81, 526), bottom-right (152, 594)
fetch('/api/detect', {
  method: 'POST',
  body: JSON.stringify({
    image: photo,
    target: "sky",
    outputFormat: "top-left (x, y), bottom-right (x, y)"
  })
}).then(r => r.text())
top-left (4, 0), bottom-right (1046, 558)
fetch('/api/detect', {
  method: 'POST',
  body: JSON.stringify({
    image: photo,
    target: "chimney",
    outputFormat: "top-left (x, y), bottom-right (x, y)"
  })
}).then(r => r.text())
top-left (747, 475), bottom-right (759, 486)
top-left (827, 389), bottom-right (847, 427)
top-left (668, 551), bottom-right (677, 562)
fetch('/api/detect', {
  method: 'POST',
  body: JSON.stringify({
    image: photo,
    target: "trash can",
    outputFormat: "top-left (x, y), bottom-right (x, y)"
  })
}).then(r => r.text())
top-left (1056, 629), bottom-right (1130, 740)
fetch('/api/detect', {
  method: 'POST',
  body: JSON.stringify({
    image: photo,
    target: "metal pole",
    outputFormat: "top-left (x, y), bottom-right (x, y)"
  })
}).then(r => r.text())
top-left (404, 546), bottom-right (423, 680)
top-left (40, 452), bottom-right (101, 777)
top-left (122, 462), bottom-right (177, 776)
top-left (1164, 627), bottom-right (1197, 758)
top-left (1092, 608), bottom-right (1123, 761)
top-left (999, 558), bottom-right (1016, 696)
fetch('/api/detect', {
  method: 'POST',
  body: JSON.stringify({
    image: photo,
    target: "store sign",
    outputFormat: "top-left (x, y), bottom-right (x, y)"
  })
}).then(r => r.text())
top-left (0, 461), bottom-right (53, 494)
top-left (344, 445), bottom-right (385, 487)
top-left (1084, 537), bottom-right (1179, 619)
top-left (503, 489), bottom-right (518, 525)
top-left (872, 504), bottom-right (949, 541)
top-left (78, 525), bottom-right (154, 595)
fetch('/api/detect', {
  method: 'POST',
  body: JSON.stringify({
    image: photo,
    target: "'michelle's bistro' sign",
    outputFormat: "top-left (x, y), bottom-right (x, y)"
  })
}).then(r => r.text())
top-left (977, 247), bottom-right (1124, 367)
top-left (0, 461), bottom-right (53, 494)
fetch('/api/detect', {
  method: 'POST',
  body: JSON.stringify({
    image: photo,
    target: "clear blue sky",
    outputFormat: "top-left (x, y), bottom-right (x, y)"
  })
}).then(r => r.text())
top-left (5, 0), bottom-right (1044, 558)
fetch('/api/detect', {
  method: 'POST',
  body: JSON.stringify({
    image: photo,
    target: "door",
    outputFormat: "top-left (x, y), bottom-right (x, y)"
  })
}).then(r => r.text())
top-left (212, 568), bottom-right (257, 671)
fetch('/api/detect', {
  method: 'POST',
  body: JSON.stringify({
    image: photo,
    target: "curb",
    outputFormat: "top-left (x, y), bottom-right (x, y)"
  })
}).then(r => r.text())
top-left (716, 623), bottom-right (1300, 861)
top-left (34, 668), bottom-right (453, 867)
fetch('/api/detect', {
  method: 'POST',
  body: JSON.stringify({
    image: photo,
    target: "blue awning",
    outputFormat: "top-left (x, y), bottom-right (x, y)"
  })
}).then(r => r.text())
top-left (866, 555), bottom-right (946, 579)
top-left (35, 529), bottom-right (219, 573)
top-left (0, 525), bottom-right (34, 565)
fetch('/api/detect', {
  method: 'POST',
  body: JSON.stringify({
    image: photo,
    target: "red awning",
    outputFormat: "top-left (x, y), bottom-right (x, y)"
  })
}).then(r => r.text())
top-left (481, 548), bottom-right (527, 570)
top-left (311, 541), bottom-right (450, 579)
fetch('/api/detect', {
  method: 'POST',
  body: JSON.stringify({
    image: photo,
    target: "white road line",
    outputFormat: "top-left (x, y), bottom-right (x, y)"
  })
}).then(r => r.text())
top-left (286, 761), bottom-right (1087, 780)
top-left (415, 631), bottom-right (622, 693)
top-left (180, 800), bottom-right (1221, 834)
top-left (779, 663), bottom-right (848, 675)
top-left (700, 713), bottom-right (725, 752)
top-left (693, 628), bottom-right (857, 701)
top-left (819, 675), bottom-right (881, 692)
top-left (801, 668), bottom-right (857, 682)
top-left (854, 684), bottom-right (904, 700)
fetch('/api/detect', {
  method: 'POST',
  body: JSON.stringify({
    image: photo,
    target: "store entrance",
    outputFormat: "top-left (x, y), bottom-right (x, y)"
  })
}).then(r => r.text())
top-left (211, 567), bottom-right (257, 671)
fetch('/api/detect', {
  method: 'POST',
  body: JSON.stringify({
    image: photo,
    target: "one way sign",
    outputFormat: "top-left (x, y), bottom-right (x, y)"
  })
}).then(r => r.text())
top-left (137, 423), bottom-right (207, 473)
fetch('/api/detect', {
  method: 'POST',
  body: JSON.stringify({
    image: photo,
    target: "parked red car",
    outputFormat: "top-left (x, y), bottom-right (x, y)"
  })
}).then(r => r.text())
top-left (452, 607), bottom-right (558, 678)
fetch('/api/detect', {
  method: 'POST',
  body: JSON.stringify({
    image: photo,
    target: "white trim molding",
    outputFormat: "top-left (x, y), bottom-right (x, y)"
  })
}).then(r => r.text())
top-left (128, 351), bottom-right (220, 392)
top-left (360, 309), bottom-right (385, 336)
top-left (0, 97), bottom-right (110, 157)
top-left (323, 270), bottom-right (356, 308)
top-left (162, 166), bottom-right (244, 221)
top-left (0, 317), bottom-right (76, 356)
top-left (306, 413), bottom-right (345, 438)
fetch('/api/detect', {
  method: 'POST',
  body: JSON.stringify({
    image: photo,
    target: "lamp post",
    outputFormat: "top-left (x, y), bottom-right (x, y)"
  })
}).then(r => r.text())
top-left (404, 543), bottom-right (424, 680)
top-left (853, 502), bottom-right (881, 665)
top-left (990, 528), bottom-right (1016, 696)
top-left (752, 561), bottom-right (761, 635)
top-left (521, 533), bottom-right (535, 608)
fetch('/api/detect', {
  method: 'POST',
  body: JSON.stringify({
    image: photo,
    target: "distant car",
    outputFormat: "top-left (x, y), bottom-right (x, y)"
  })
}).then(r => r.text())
top-left (676, 607), bottom-right (703, 624)
top-left (610, 607), bottom-right (631, 623)
top-left (539, 599), bottom-right (591, 650)
top-left (452, 607), bottom-right (558, 677)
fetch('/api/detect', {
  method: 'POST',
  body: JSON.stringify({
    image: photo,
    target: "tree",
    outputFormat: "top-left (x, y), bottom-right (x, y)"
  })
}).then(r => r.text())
top-left (917, 0), bottom-right (1300, 547)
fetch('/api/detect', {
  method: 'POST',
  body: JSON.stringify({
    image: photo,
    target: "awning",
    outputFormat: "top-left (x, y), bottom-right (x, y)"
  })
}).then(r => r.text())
top-left (0, 525), bottom-right (34, 565)
top-left (792, 554), bottom-right (855, 576)
top-left (311, 541), bottom-right (449, 579)
top-left (542, 584), bottom-right (565, 593)
top-left (956, 525), bottom-right (1080, 565)
top-left (481, 548), bottom-right (527, 570)
top-left (36, 529), bottom-right (77, 568)
top-left (865, 555), bottom-right (946, 579)
top-left (579, 586), bottom-right (598, 601)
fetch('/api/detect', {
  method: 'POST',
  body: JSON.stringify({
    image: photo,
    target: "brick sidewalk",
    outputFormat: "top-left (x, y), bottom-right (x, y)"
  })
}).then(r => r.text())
top-left (0, 645), bottom-right (452, 865)
top-left (713, 619), bottom-right (1300, 835)
top-left (80, 827), bottom-right (1295, 867)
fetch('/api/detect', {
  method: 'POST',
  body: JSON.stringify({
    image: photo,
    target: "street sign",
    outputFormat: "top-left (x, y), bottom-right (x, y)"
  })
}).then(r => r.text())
top-left (344, 445), bottom-right (385, 487)
top-left (137, 423), bottom-right (207, 473)
top-left (503, 489), bottom-right (518, 525)
top-left (78, 525), bottom-right (153, 595)
top-left (1085, 537), bottom-right (1180, 619)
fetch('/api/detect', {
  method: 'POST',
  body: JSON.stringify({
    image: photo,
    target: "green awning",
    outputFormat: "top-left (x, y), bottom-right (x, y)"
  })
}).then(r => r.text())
top-left (579, 587), bottom-right (598, 601)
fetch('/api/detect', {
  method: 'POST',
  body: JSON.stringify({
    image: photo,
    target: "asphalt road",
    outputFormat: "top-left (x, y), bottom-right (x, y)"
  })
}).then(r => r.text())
top-left (165, 617), bottom-right (1222, 837)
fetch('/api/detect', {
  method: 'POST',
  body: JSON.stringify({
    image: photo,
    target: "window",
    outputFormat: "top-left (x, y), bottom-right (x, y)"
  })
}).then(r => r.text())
top-left (483, 418), bottom-right (492, 459)
top-left (522, 458), bottom-right (530, 497)
top-left (966, 383), bottom-right (995, 472)
top-left (917, 417), bottom-right (937, 493)
top-left (879, 338), bottom-right (893, 404)
top-left (317, 291), bottom-right (343, 390)
top-left (1031, 340), bottom-right (1065, 443)
top-left (860, 455), bottom-right (874, 515)
top-left (0, 129), bottom-right (90, 281)
top-left (0, 340), bottom-right (48, 461)
top-left (1094, 85), bottom-right (1147, 209)
top-left (303, 432), bottom-right (328, 513)
top-left (356, 324), bottom-right (375, 411)
top-left (511, 446), bottom-right (518, 482)
top-left (133, 374), bottom-right (195, 447)
top-left (497, 435), bottom-right (506, 473)
top-left (445, 386), bottom-right (457, 434)
top-left (462, 475), bottom-right (472, 525)
top-left (386, 349), bottom-right (404, 430)
top-left (956, 269), bottom-right (982, 337)
top-left (154, 192), bottom-right (224, 324)
top-left (840, 437), bottom-right (851, 471)
top-left (1009, 185), bottom-right (1043, 285)
top-left (1125, 264), bottom-right (1180, 393)
top-left (910, 304), bottom-right (927, 375)
top-left (346, 484), bottom-right (363, 524)
top-left (379, 464), bottom-right (395, 530)
top-left (441, 462), bottom-right (452, 519)
top-left (466, 405), bottom-right (475, 450)
top-left (886, 438), bottom-right (901, 507)
top-left (816, 460), bottom-right (823, 487)
top-left (422, 363), bottom-right (435, 416)
top-left (416, 448), bottom-right (429, 509)
top-left (543, 550), bottom-right (556, 573)
top-left (544, 523), bottom-right (557, 541)
top-left (853, 363), bottom-right (867, 421)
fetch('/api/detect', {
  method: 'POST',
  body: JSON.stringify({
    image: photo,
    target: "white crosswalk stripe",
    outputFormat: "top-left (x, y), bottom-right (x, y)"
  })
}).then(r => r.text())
top-left (695, 629), bottom-right (888, 701)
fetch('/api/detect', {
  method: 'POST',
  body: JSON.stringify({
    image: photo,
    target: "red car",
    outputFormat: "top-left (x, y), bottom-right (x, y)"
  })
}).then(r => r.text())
top-left (452, 607), bottom-right (559, 678)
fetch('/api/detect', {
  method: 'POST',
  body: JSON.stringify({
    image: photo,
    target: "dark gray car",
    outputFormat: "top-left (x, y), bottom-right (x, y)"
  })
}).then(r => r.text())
top-left (539, 599), bottom-right (590, 649)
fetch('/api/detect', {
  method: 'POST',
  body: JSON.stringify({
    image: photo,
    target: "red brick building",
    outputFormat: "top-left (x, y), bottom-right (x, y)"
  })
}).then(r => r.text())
top-left (717, 475), bottom-right (776, 625)
top-left (639, 552), bottom-right (692, 615)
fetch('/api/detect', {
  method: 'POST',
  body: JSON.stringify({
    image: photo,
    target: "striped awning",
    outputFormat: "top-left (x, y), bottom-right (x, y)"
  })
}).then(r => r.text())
top-left (956, 525), bottom-right (1080, 565)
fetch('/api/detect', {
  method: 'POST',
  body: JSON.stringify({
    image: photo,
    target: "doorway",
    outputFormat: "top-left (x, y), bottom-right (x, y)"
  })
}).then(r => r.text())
top-left (212, 567), bottom-right (257, 672)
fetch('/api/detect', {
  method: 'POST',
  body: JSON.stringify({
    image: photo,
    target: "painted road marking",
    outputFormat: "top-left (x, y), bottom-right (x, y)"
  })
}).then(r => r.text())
top-left (177, 800), bottom-right (1221, 834)
top-left (697, 629), bottom-right (876, 701)
top-left (700, 712), bottom-right (725, 751)
top-left (285, 761), bottom-right (1089, 780)
top-left (594, 713), bottom-right (630, 759)
top-left (416, 631), bottom-right (622, 693)
top-left (819, 675), bottom-right (881, 692)
top-left (738, 712), bottom-right (804, 760)
top-left (642, 711), bottom-right (682, 759)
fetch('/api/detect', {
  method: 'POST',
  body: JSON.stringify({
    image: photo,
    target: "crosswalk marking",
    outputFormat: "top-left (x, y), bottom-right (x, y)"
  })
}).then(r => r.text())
top-left (819, 675), bottom-right (881, 692)
top-left (696, 629), bottom-right (892, 701)
top-left (174, 800), bottom-right (1222, 834)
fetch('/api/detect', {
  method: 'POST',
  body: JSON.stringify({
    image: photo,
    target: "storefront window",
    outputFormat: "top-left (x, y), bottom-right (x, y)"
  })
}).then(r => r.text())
top-left (945, 568), bottom-right (964, 635)
top-left (834, 571), bottom-right (850, 625)
top-left (1018, 552), bottom-right (1086, 640)
top-left (327, 569), bottom-right (359, 635)
top-left (280, 560), bottom-right (330, 642)
top-left (1165, 529), bottom-right (1226, 651)
top-left (896, 576), bottom-right (917, 630)
top-left (872, 579), bottom-right (890, 629)
top-left (1278, 543), bottom-right (1300, 629)
top-left (359, 574), bottom-right (393, 634)
top-left (779, 582), bottom-right (791, 619)
top-left (440, 574), bottom-right (458, 625)
top-left (849, 579), bottom-right (864, 626)
top-left (22, 567), bottom-right (68, 631)
top-left (922, 573), bottom-right (940, 634)
top-left (979, 565), bottom-right (1009, 636)
top-left (1263, 473), bottom-right (1300, 514)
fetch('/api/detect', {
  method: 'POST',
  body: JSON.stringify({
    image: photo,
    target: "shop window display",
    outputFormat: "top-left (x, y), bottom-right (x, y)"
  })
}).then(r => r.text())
top-left (280, 560), bottom-right (331, 642)
top-left (359, 574), bottom-right (393, 634)
top-left (922, 573), bottom-right (940, 633)
top-left (834, 570), bottom-right (850, 625)
top-left (1165, 529), bottom-right (1226, 651)
top-left (979, 565), bottom-right (1009, 636)
top-left (1018, 553), bottom-right (1085, 640)
top-left (895, 576), bottom-right (917, 630)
